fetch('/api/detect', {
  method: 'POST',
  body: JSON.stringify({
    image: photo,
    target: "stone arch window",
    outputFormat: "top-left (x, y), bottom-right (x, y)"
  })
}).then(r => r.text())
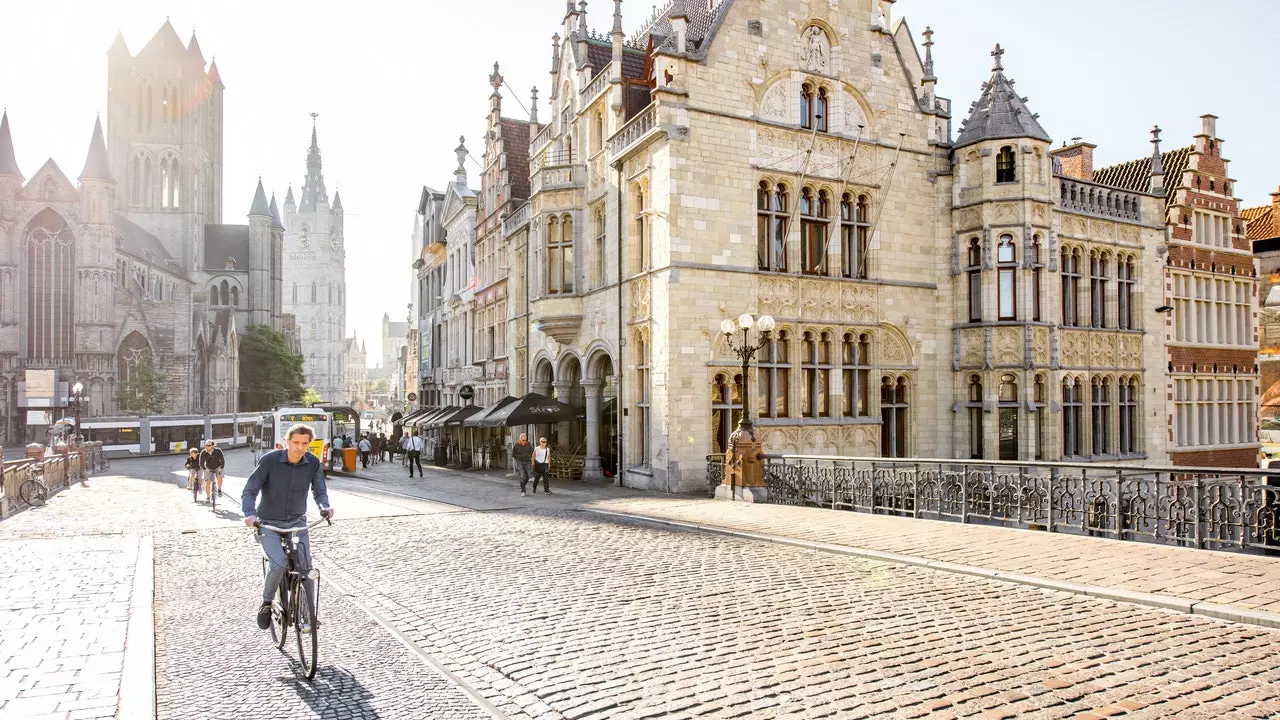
top-left (592, 206), bottom-right (606, 289)
top-left (1062, 376), bottom-right (1084, 457)
top-left (1031, 235), bottom-right (1043, 322)
top-left (634, 332), bottom-right (650, 466)
top-left (1119, 376), bottom-right (1139, 454)
top-left (800, 330), bottom-right (832, 418)
top-left (633, 184), bottom-right (650, 273)
top-left (966, 238), bottom-right (982, 322)
top-left (710, 371), bottom-right (743, 455)
top-left (1033, 374), bottom-right (1047, 460)
top-left (966, 374), bottom-right (984, 459)
top-left (137, 80), bottom-right (153, 133)
top-left (311, 282), bottom-right (317, 302)
top-left (998, 374), bottom-right (1019, 460)
top-left (800, 83), bottom-right (815, 130)
top-left (842, 332), bottom-right (871, 418)
top-left (996, 145), bottom-right (1016, 183)
top-left (815, 87), bottom-right (829, 133)
top-left (231, 286), bottom-right (239, 307)
top-left (163, 82), bottom-right (179, 129)
top-left (757, 329), bottom-right (790, 418)
top-left (218, 279), bottom-right (229, 306)
top-left (1061, 247), bottom-right (1082, 327)
top-left (592, 112), bottom-right (604, 155)
top-left (159, 156), bottom-right (181, 208)
top-left (799, 187), bottom-right (830, 275)
top-left (1091, 376), bottom-right (1112, 455)
top-left (997, 234), bottom-right (1016, 320)
top-left (25, 208), bottom-right (76, 361)
top-left (547, 213), bottom-right (573, 294)
top-left (1117, 254), bottom-right (1136, 330)
top-left (757, 182), bottom-right (789, 272)
top-left (881, 376), bottom-right (909, 458)
top-left (840, 193), bottom-right (871, 279)
top-left (1090, 251), bottom-right (1109, 328)
top-left (117, 331), bottom-right (152, 384)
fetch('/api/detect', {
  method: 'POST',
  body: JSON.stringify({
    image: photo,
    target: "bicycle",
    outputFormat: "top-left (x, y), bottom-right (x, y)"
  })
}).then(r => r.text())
top-left (255, 512), bottom-right (331, 680)
top-left (19, 463), bottom-right (48, 506)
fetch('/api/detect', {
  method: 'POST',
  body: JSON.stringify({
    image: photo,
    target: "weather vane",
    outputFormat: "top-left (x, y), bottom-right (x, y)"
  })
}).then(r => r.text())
top-left (310, 112), bottom-right (318, 127)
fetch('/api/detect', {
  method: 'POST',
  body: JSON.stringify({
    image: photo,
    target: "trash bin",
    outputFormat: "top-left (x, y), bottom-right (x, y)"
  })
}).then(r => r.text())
top-left (342, 447), bottom-right (357, 472)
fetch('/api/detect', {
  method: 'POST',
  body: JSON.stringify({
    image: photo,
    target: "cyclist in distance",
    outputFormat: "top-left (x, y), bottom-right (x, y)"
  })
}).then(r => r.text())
top-left (242, 423), bottom-right (334, 630)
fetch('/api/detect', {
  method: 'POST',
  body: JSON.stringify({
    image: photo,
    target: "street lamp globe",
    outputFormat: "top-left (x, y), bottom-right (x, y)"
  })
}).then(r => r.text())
top-left (756, 315), bottom-right (776, 332)
top-left (720, 318), bottom-right (737, 335)
top-left (72, 382), bottom-right (84, 395)
top-left (737, 313), bottom-right (754, 330)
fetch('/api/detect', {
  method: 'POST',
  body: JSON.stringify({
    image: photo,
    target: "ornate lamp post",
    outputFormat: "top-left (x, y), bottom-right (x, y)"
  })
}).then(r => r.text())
top-left (63, 382), bottom-right (90, 445)
top-left (717, 313), bottom-right (774, 502)
top-left (720, 313), bottom-right (775, 431)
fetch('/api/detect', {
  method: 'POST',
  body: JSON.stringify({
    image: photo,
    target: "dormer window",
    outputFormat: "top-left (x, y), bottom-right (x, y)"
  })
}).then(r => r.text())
top-left (996, 146), bottom-right (1016, 183)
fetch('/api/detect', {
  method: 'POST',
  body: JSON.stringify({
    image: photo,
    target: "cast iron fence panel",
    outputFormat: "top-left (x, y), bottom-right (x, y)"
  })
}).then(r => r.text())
top-left (746, 455), bottom-right (1280, 555)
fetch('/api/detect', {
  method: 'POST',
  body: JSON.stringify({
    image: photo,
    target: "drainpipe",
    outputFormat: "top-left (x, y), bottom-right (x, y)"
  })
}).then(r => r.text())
top-left (615, 161), bottom-right (625, 485)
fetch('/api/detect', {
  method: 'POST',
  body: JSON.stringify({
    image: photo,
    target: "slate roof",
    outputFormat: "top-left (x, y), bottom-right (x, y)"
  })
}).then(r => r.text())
top-left (79, 117), bottom-right (112, 181)
top-left (1092, 145), bottom-right (1193, 208)
top-left (249, 179), bottom-right (270, 216)
top-left (269, 195), bottom-right (285, 231)
top-left (203, 224), bottom-right (250, 271)
top-left (0, 111), bottom-right (21, 178)
top-left (500, 119), bottom-right (530, 202)
top-left (187, 32), bottom-right (204, 62)
top-left (1244, 205), bottom-right (1275, 241)
top-left (631, 0), bottom-right (728, 54)
top-left (114, 214), bottom-right (185, 277)
top-left (955, 48), bottom-right (1051, 150)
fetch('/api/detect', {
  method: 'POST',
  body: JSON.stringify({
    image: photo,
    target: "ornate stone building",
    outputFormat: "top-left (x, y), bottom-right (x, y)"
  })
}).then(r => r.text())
top-left (281, 122), bottom-right (347, 402)
top-left (1247, 185), bottom-right (1280, 422)
top-left (0, 21), bottom-right (284, 442)
top-left (342, 334), bottom-right (368, 409)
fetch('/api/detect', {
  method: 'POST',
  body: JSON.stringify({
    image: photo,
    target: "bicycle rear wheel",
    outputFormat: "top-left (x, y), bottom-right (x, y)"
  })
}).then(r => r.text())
top-left (20, 479), bottom-right (47, 506)
top-left (293, 582), bottom-right (318, 679)
top-left (270, 582), bottom-right (288, 649)
top-left (210, 482), bottom-right (217, 512)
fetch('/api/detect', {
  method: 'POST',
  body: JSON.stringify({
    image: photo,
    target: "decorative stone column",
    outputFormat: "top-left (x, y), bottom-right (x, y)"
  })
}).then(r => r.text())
top-left (552, 380), bottom-right (573, 447)
top-left (582, 380), bottom-right (603, 479)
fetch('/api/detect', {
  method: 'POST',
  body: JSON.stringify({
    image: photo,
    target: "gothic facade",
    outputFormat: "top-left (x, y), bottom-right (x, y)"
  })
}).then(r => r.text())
top-left (281, 123), bottom-right (347, 403)
top-left (0, 20), bottom-right (285, 443)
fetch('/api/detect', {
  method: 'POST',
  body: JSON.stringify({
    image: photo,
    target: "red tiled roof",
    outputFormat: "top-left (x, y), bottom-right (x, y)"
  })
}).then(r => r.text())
top-left (1244, 205), bottom-right (1275, 241)
top-left (1091, 145), bottom-right (1193, 208)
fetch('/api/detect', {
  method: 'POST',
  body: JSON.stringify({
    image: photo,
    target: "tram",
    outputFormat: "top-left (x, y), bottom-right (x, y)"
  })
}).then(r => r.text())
top-left (80, 413), bottom-right (258, 455)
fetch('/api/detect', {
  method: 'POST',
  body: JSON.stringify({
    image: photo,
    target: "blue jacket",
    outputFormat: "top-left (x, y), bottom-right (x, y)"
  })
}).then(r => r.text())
top-left (241, 449), bottom-right (330, 526)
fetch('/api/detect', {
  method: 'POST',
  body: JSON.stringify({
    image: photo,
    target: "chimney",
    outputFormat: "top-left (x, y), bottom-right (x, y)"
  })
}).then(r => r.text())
top-left (1201, 113), bottom-right (1217, 138)
top-left (1049, 138), bottom-right (1096, 181)
top-left (670, 0), bottom-right (688, 53)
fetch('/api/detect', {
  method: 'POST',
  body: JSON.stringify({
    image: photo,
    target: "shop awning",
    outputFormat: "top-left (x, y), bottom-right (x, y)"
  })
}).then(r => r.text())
top-left (396, 407), bottom-right (435, 427)
top-left (463, 396), bottom-right (519, 427)
top-left (479, 392), bottom-right (579, 427)
top-left (409, 406), bottom-right (455, 429)
top-left (439, 405), bottom-right (484, 428)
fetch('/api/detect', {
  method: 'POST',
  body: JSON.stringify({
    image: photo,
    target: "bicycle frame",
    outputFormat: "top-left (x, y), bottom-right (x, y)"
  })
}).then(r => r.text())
top-left (257, 516), bottom-right (330, 616)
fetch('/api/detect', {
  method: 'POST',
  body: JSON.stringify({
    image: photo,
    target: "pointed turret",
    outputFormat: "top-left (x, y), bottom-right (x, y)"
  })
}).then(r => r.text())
top-left (954, 44), bottom-right (1050, 150)
top-left (79, 116), bottom-right (113, 181)
top-left (269, 194), bottom-right (285, 231)
top-left (187, 31), bottom-right (205, 63)
top-left (284, 185), bottom-right (295, 207)
top-left (107, 30), bottom-right (130, 57)
top-left (207, 59), bottom-right (224, 89)
top-left (332, 190), bottom-right (343, 212)
top-left (299, 114), bottom-right (330, 212)
top-left (249, 178), bottom-right (270, 217)
top-left (139, 18), bottom-right (186, 57)
top-left (1149, 125), bottom-right (1166, 196)
top-left (0, 111), bottom-right (22, 180)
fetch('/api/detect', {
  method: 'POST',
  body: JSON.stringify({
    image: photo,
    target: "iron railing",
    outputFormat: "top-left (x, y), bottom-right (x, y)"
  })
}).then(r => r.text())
top-left (531, 149), bottom-right (575, 175)
top-left (706, 454), bottom-right (724, 497)
top-left (707, 454), bottom-right (1280, 554)
top-left (1, 442), bottom-right (103, 518)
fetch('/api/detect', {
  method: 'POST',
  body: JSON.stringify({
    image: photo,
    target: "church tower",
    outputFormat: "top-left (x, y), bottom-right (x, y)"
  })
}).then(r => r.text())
top-left (106, 20), bottom-right (223, 273)
top-left (282, 118), bottom-right (346, 402)
top-left (77, 117), bottom-right (120, 362)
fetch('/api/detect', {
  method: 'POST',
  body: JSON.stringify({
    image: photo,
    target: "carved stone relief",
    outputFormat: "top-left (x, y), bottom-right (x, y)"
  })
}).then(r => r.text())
top-left (960, 328), bottom-right (983, 367)
top-left (760, 81), bottom-right (790, 123)
top-left (879, 324), bottom-right (912, 366)
top-left (1032, 327), bottom-right (1049, 366)
top-left (841, 283), bottom-right (877, 323)
top-left (800, 26), bottom-right (830, 74)
top-left (841, 89), bottom-right (868, 135)
top-left (1118, 335), bottom-right (1141, 368)
top-left (631, 276), bottom-right (651, 319)
top-left (994, 327), bottom-right (1022, 366)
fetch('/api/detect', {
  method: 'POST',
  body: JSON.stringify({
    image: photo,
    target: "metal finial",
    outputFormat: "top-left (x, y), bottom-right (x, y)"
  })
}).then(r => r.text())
top-left (490, 62), bottom-right (503, 90)
top-left (991, 43), bottom-right (1004, 72)
top-left (922, 27), bottom-right (935, 78)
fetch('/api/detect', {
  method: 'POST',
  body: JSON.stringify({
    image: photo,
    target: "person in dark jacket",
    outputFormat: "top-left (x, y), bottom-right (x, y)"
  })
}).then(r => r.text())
top-left (511, 433), bottom-right (534, 496)
top-left (242, 424), bottom-right (334, 630)
top-left (199, 440), bottom-right (226, 499)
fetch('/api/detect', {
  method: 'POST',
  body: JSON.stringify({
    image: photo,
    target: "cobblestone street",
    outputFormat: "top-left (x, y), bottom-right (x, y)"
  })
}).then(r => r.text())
top-left (4, 451), bottom-right (1280, 718)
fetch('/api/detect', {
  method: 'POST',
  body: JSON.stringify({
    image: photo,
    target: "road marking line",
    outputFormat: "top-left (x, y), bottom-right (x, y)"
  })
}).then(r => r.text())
top-left (118, 533), bottom-right (156, 720)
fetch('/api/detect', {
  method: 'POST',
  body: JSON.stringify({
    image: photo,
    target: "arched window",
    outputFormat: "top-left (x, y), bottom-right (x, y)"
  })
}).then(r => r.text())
top-left (1034, 375), bottom-right (1046, 460)
top-left (145, 82), bottom-right (153, 131)
top-left (710, 372), bottom-right (744, 455)
top-left (548, 214), bottom-right (573, 294)
top-left (801, 331), bottom-right (832, 417)
top-left (757, 182), bottom-right (788, 272)
top-left (842, 333), bottom-right (871, 417)
top-left (1063, 377), bottom-right (1083, 457)
top-left (635, 334), bottom-right (650, 465)
top-left (219, 280), bottom-right (229, 306)
top-left (840, 193), bottom-right (871, 279)
top-left (800, 188), bottom-right (829, 275)
top-left (996, 145), bottom-right (1016, 183)
top-left (800, 84), bottom-right (814, 130)
top-left (1092, 376), bottom-right (1112, 455)
top-left (815, 87), bottom-right (828, 133)
top-left (1090, 252), bottom-right (1109, 328)
top-left (757, 330), bottom-right (790, 418)
top-left (967, 238), bottom-right (982, 322)
top-left (131, 156), bottom-right (143, 205)
top-left (593, 206), bottom-right (606, 288)
top-left (967, 374), bottom-right (984, 459)
top-left (1117, 256), bottom-right (1135, 330)
top-left (230, 286), bottom-right (239, 307)
top-left (1119, 377), bottom-right (1139, 454)
top-left (1061, 248), bottom-right (1081, 326)
top-left (25, 209), bottom-right (76, 360)
top-left (1031, 236), bottom-right (1043, 322)
top-left (117, 331), bottom-right (152, 385)
top-left (997, 235), bottom-right (1016, 320)
top-left (292, 283), bottom-right (298, 304)
top-left (881, 377), bottom-right (908, 458)
top-left (142, 157), bottom-right (153, 208)
top-left (634, 186), bottom-right (649, 272)
top-left (311, 282), bottom-right (317, 302)
top-left (998, 374), bottom-right (1019, 460)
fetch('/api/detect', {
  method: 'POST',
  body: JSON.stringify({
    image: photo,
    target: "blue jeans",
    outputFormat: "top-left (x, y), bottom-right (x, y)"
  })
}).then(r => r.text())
top-left (516, 461), bottom-right (533, 491)
top-left (258, 528), bottom-right (316, 609)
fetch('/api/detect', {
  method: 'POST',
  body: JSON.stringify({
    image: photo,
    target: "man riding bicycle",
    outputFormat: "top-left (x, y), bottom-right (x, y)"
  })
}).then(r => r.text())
top-left (242, 423), bottom-right (334, 630)
top-left (199, 440), bottom-right (225, 500)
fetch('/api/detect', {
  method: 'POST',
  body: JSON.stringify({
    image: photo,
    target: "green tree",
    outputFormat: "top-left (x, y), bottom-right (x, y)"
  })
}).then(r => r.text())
top-left (117, 351), bottom-right (169, 415)
top-left (238, 325), bottom-right (305, 411)
top-left (301, 387), bottom-right (323, 407)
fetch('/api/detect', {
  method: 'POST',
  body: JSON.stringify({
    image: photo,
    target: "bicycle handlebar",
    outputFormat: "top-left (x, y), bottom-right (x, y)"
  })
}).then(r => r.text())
top-left (255, 510), bottom-right (331, 535)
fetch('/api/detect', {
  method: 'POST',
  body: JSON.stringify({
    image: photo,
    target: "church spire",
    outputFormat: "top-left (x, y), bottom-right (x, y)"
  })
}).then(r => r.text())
top-left (954, 43), bottom-right (1050, 150)
top-left (249, 177), bottom-right (270, 217)
top-left (299, 113), bottom-right (330, 212)
top-left (79, 115), bottom-right (113, 181)
top-left (0, 111), bottom-right (21, 179)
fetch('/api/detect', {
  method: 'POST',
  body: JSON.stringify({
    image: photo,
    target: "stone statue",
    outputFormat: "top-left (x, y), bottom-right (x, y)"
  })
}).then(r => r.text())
top-left (801, 26), bottom-right (828, 73)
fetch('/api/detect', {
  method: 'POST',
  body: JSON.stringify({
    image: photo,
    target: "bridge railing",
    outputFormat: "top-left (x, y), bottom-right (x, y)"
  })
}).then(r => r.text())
top-left (1, 442), bottom-right (104, 518)
top-left (721, 455), bottom-right (1280, 554)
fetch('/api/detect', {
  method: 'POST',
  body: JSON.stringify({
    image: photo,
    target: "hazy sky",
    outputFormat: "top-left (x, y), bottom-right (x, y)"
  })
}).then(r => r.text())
top-left (2, 1), bottom-right (1277, 367)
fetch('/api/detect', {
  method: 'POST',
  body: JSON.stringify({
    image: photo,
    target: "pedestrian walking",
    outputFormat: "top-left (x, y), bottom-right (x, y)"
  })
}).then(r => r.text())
top-left (406, 432), bottom-right (425, 477)
top-left (532, 437), bottom-right (552, 494)
top-left (512, 433), bottom-right (534, 497)
top-left (358, 435), bottom-right (372, 468)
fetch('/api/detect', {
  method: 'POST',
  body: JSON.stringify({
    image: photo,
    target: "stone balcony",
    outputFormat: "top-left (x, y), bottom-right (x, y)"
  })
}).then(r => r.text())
top-left (530, 294), bottom-right (584, 344)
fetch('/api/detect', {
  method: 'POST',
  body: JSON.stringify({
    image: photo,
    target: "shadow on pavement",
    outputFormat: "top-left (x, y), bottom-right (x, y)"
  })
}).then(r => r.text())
top-left (278, 665), bottom-right (380, 718)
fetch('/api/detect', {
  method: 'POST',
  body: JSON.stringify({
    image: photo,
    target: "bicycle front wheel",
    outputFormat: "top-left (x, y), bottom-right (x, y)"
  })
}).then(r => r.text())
top-left (270, 582), bottom-right (288, 649)
top-left (293, 582), bottom-right (318, 679)
top-left (20, 479), bottom-right (47, 506)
